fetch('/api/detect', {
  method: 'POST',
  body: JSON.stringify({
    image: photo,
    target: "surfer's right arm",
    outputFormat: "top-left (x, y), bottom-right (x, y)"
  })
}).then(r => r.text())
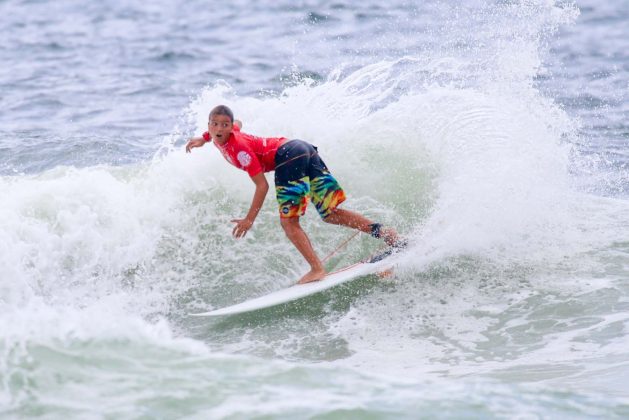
top-left (185, 136), bottom-right (208, 153)
top-left (186, 120), bottom-right (240, 153)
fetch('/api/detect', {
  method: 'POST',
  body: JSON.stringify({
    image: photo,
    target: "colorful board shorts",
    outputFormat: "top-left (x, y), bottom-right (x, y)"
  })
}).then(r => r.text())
top-left (274, 140), bottom-right (346, 219)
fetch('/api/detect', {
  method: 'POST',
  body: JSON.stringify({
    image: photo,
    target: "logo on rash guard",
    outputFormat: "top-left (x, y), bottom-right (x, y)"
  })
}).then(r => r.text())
top-left (237, 151), bottom-right (252, 167)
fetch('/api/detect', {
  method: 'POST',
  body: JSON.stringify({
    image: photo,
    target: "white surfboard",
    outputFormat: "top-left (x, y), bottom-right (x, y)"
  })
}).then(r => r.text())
top-left (189, 251), bottom-right (396, 317)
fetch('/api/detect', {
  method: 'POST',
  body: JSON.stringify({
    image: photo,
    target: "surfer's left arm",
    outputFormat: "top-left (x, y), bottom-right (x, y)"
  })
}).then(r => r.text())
top-left (232, 172), bottom-right (268, 238)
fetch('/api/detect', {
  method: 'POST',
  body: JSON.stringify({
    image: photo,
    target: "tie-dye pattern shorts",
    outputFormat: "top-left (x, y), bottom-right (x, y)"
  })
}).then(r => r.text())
top-left (274, 140), bottom-right (346, 219)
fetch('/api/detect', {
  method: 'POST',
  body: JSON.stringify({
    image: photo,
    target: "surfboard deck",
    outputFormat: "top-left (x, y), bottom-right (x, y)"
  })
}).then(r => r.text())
top-left (189, 249), bottom-right (396, 317)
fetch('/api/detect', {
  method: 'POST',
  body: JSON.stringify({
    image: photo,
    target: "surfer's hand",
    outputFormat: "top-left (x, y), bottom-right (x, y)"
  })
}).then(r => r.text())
top-left (185, 138), bottom-right (206, 153)
top-left (231, 218), bottom-right (254, 238)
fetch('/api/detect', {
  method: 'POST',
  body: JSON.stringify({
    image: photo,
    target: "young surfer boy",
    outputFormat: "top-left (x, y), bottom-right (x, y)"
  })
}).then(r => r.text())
top-left (186, 105), bottom-right (401, 284)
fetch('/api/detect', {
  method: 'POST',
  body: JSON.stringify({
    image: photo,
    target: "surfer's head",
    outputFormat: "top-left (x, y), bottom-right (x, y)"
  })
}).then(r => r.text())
top-left (209, 105), bottom-right (234, 123)
top-left (208, 105), bottom-right (234, 144)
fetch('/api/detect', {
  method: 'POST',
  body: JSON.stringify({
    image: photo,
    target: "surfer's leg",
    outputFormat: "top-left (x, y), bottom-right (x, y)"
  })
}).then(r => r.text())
top-left (280, 217), bottom-right (326, 284)
top-left (324, 208), bottom-right (401, 246)
top-left (275, 141), bottom-right (327, 283)
top-left (306, 151), bottom-right (402, 247)
top-left (323, 208), bottom-right (372, 232)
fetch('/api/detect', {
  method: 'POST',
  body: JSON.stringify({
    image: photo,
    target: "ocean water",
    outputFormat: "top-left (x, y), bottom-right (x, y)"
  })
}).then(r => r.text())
top-left (1, 0), bottom-right (629, 418)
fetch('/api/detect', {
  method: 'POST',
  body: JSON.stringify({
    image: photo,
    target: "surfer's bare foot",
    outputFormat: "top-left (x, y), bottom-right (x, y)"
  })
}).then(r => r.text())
top-left (298, 268), bottom-right (326, 284)
top-left (381, 227), bottom-right (402, 247)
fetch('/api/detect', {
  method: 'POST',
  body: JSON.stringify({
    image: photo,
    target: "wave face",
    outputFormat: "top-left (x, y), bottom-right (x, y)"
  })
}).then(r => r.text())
top-left (2, 0), bottom-right (629, 417)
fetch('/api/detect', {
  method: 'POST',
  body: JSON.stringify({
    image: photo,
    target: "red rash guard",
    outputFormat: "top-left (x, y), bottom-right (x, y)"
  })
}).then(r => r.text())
top-left (202, 125), bottom-right (287, 177)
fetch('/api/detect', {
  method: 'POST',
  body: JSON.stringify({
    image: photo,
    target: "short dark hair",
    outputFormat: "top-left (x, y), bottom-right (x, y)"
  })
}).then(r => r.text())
top-left (209, 105), bottom-right (234, 122)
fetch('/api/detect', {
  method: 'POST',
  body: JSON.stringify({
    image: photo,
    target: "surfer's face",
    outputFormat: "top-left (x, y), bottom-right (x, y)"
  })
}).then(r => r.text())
top-left (208, 114), bottom-right (233, 144)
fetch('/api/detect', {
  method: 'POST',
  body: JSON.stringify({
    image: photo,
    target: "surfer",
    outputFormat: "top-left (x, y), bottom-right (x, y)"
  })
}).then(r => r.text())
top-left (186, 105), bottom-right (401, 284)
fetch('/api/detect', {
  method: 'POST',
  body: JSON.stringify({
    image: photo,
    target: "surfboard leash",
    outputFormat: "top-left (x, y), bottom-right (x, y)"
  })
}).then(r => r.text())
top-left (321, 231), bottom-right (361, 263)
